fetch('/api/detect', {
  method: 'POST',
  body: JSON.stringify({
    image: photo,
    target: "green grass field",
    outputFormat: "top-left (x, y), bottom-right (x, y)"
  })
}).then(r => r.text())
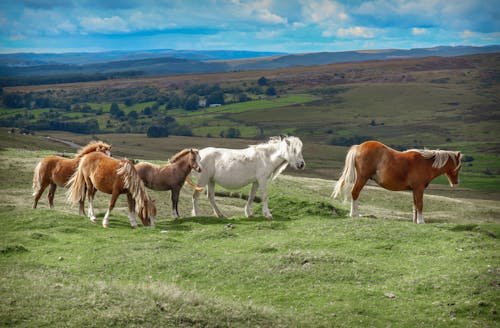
top-left (1, 135), bottom-right (499, 327)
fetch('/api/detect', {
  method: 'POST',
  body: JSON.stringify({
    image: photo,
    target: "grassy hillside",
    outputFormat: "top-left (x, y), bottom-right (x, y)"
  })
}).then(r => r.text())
top-left (1, 135), bottom-right (499, 327)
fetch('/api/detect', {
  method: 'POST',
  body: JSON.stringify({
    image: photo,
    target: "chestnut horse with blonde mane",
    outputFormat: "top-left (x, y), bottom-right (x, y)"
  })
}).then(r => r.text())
top-left (135, 149), bottom-right (202, 219)
top-left (333, 140), bottom-right (462, 224)
top-left (66, 152), bottom-right (156, 228)
top-left (32, 141), bottom-right (112, 211)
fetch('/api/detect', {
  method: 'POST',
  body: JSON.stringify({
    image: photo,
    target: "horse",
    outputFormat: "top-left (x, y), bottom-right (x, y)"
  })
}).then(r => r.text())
top-left (332, 140), bottom-right (462, 224)
top-left (66, 152), bottom-right (156, 228)
top-left (32, 140), bottom-right (112, 211)
top-left (135, 149), bottom-right (202, 219)
top-left (191, 136), bottom-right (305, 219)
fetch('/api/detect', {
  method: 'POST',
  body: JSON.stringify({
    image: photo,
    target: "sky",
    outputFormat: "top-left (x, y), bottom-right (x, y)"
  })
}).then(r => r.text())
top-left (0, 0), bottom-right (499, 54)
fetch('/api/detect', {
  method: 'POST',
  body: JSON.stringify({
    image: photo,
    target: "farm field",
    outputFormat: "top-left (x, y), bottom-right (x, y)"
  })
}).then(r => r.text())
top-left (1, 132), bottom-right (499, 327)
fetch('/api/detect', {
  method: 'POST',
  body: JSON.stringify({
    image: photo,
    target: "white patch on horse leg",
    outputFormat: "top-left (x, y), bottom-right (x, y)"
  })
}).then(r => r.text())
top-left (102, 210), bottom-right (110, 228)
top-left (260, 184), bottom-right (272, 219)
top-left (172, 209), bottom-right (179, 219)
top-left (350, 199), bottom-right (359, 217)
top-left (207, 182), bottom-right (225, 218)
top-left (128, 211), bottom-right (138, 228)
top-left (88, 199), bottom-right (96, 223)
top-left (417, 212), bottom-right (425, 224)
top-left (191, 191), bottom-right (200, 216)
top-left (245, 182), bottom-right (258, 218)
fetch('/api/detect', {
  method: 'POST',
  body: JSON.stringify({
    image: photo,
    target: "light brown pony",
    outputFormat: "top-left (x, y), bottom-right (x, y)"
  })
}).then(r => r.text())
top-left (66, 152), bottom-right (156, 228)
top-left (32, 141), bottom-right (112, 211)
top-left (135, 149), bottom-right (202, 219)
top-left (332, 140), bottom-right (462, 224)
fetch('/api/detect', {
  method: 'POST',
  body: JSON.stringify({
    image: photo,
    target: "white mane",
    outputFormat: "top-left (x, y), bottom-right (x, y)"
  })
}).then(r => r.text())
top-left (406, 148), bottom-right (460, 168)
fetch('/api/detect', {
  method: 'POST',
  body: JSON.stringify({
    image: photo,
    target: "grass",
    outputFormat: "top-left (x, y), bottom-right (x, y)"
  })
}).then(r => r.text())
top-left (1, 142), bottom-right (499, 327)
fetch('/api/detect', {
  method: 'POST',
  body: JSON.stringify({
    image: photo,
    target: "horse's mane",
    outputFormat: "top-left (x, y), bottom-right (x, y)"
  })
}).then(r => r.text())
top-left (251, 136), bottom-right (285, 150)
top-left (170, 148), bottom-right (198, 163)
top-left (117, 159), bottom-right (151, 213)
top-left (76, 141), bottom-right (111, 158)
top-left (406, 148), bottom-right (460, 168)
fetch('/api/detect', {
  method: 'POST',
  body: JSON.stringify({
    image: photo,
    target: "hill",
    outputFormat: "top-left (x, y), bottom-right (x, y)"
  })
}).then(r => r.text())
top-left (1, 45), bottom-right (499, 86)
top-left (0, 137), bottom-right (498, 327)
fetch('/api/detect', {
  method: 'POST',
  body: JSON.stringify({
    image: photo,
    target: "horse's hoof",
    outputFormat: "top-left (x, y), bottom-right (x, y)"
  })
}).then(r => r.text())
top-left (131, 225), bottom-right (138, 229)
top-left (264, 214), bottom-right (273, 219)
top-left (103, 224), bottom-right (109, 228)
top-left (90, 218), bottom-right (97, 224)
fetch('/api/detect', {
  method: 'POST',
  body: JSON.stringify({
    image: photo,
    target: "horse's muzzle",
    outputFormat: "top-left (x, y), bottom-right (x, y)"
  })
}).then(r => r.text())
top-left (297, 161), bottom-right (305, 169)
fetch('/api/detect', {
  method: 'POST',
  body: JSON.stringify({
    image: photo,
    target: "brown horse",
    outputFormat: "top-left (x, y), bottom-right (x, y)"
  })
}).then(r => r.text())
top-left (135, 149), bottom-right (202, 219)
top-left (332, 140), bottom-right (462, 224)
top-left (66, 152), bottom-right (156, 228)
top-left (32, 141), bottom-right (112, 211)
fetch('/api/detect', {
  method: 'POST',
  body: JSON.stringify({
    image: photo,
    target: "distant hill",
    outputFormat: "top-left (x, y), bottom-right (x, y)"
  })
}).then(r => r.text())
top-left (1, 45), bottom-right (498, 86)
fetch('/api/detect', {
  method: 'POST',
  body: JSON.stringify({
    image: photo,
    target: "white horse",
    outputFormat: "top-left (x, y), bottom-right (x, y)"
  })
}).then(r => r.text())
top-left (191, 136), bottom-right (305, 219)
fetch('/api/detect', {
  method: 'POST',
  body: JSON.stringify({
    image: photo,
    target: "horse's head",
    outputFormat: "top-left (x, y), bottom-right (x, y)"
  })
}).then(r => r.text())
top-left (137, 197), bottom-right (157, 227)
top-left (445, 152), bottom-right (462, 187)
top-left (281, 136), bottom-right (305, 170)
top-left (97, 142), bottom-right (112, 157)
top-left (189, 149), bottom-right (202, 173)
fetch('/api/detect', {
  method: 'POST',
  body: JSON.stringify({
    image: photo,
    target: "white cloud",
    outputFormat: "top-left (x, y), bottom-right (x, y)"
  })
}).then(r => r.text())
top-left (302, 0), bottom-right (348, 24)
top-left (57, 20), bottom-right (77, 34)
top-left (255, 8), bottom-right (287, 24)
top-left (412, 27), bottom-right (428, 35)
top-left (336, 26), bottom-right (375, 38)
top-left (460, 30), bottom-right (475, 38)
top-left (79, 16), bottom-right (130, 34)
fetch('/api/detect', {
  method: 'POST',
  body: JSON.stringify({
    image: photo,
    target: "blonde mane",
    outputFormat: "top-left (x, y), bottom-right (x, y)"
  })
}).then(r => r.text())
top-left (116, 160), bottom-right (151, 214)
top-left (406, 148), bottom-right (460, 168)
top-left (76, 141), bottom-right (111, 158)
top-left (170, 148), bottom-right (197, 163)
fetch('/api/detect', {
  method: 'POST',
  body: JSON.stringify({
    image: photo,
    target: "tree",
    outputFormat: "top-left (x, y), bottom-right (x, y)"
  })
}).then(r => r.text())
top-left (265, 86), bottom-right (277, 96)
top-left (184, 94), bottom-right (200, 111)
top-left (127, 110), bottom-right (138, 120)
top-left (225, 127), bottom-right (241, 138)
top-left (257, 76), bottom-right (268, 86)
top-left (207, 90), bottom-right (225, 105)
top-left (147, 126), bottom-right (169, 138)
top-left (110, 102), bottom-right (120, 116)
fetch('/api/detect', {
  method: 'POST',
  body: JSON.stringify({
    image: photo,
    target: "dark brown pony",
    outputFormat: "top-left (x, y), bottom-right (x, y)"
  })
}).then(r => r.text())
top-left (135, 149), bottom-right (202, 219)
top-left (66, 152), bottom-right (156, 228)
top-left (32, 141), bottom-right (112, 211)
top-left (333, 140), bottom-right (462, 224)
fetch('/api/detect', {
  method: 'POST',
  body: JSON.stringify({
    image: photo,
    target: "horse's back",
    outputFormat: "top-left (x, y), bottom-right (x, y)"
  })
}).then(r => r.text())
top-left (198, 146), bottom-right (260, 188)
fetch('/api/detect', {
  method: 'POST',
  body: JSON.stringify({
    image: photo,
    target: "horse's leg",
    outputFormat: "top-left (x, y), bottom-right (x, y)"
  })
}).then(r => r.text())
top-left (259, 180), bottom-right (272, 219)
top-left (350, 175), bottom-right (368, 217)
top-left (32, 180), bottom-right (49, 209)
top-left (87, 185), bottom-right (97, 223)
top-left (126, 193), bottom-right (138, 228)
top-left (47, 183), bottom-right (57, 208)
top-left (412, 204), bottom-right (417, 224)
top-left (245, 182), bottom-right (259, 218)
top-left (191, 188), bottom-right (201, 216)
top-left (191, 173), bottom-right (206, 216)
top-left (171, 188), bottom-right (180, 219)
top-left (207, 181), bottom-right (225, 218)
top-left (103, 190), bottom-right (119, 228)
top-left (412, 188), bottom-right (425, 224)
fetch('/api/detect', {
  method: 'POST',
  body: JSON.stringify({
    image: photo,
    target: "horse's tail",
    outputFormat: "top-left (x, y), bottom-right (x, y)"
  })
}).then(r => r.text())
top-left (66, 160), bottom-right (86, 205)
top-left (32, 161), bottom-right (42, 196)
top-left (332, 145), bottom-right (358, 199)
top-left (117, 160), bottom-right (152, 219)
top-left (184, 176), bottom-right (204, 192)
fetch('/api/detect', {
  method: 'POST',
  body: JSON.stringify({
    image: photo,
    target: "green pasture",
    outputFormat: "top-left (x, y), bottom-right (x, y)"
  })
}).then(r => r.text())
top-left (0, 143), bottom-right (499, 327)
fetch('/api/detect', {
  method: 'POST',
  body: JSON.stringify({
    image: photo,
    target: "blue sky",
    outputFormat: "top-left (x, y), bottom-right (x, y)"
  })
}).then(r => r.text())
top-left (1, 0), bottom-right (499, 54)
